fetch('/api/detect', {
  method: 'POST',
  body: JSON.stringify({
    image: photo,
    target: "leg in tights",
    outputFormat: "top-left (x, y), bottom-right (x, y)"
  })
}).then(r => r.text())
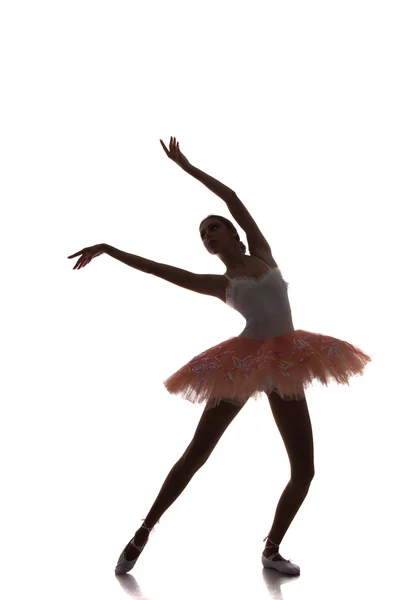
top-left (263, 390), bottom-right (315, 560)
top-left (125, 399), bottom-right (244, 561)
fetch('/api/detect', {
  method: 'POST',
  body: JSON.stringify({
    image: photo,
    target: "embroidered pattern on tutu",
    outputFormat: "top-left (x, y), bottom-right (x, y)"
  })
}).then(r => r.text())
top-left (188, 332), bottom-right (351, 384)
top-left (164, 330), bottom-right (372, 406)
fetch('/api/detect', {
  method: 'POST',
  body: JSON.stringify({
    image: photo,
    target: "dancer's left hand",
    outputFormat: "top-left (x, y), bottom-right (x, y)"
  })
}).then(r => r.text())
top-left (160, 136), bottom-right (191, 170)
top-left (68, 244), bottom-right (107, 270)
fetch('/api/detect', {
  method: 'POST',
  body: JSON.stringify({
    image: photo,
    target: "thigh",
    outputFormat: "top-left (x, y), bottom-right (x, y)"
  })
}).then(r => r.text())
top-left (183, 399), bottom-right (244, 465)
top-left (266, 390), bottom-right (314, 475)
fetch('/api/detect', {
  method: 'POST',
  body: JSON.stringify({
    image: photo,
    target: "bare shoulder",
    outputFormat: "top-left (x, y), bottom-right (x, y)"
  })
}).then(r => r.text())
top-left (249, 246), bottom-right (279, 269)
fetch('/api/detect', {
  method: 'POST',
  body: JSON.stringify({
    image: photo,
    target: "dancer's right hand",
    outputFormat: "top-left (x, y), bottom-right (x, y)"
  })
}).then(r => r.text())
top-left (160, 136), bottom-right (191, 170)
top-left (68, 244), bottom-right (106, 270)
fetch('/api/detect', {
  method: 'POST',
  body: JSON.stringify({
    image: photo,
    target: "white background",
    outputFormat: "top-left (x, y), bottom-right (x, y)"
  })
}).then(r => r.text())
top-left (1, 1), bottom-right (399, 599)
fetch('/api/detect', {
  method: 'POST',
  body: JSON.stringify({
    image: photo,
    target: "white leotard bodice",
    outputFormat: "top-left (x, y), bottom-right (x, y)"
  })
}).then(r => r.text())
top-left (224, 258), bottom-right (295, 339)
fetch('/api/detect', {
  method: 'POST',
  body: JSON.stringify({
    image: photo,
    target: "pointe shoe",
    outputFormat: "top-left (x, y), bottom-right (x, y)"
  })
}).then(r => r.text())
top-left (261, 535), bottom-right (300, 576)
top-left (115, 519), bottom-right (157, 575)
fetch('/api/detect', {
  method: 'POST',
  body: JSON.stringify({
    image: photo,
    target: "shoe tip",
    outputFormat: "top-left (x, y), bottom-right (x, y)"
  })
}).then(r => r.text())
top-left (115, 563), bottom-right (130, 575)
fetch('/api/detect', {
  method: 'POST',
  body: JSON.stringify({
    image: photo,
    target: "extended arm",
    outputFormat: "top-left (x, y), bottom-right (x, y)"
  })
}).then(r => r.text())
top-left (104, 245), bottom-right (155, 274)
top-left (183, 162), bottom-right (237, 203)
top-left (104, 245), bottom-right (225, 299)
top-left (183, 162), bottom-right (271, 252)
top-left (160, 137), bottom-right (272, 252)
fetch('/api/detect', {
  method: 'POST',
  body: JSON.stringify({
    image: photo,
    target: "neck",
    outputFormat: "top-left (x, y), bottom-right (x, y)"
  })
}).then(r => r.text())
top-left (219, 247), bottom-right (247, 270)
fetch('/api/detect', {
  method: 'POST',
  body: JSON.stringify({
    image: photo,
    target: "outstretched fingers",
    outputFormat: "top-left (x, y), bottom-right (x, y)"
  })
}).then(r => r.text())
top-left (160, 139), bottom-right (170, 155)
top-left (68, 249), bottom-right (90, 270)
top-left (160, 136), bottom-right (180, 157)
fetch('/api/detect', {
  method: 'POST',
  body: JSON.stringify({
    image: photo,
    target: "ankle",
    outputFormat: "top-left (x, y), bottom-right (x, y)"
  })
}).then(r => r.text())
top-left (133, 519), bottom-right (155, 542)
top-left (141, 519), bottom-right (155, 531)
top-left (141, 517), bottom-right (161, 531)
top-left (263, 535), bottom-right (280, 549)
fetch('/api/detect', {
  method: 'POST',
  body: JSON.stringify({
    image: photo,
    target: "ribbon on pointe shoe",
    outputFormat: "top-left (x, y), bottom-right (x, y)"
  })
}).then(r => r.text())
top-left (140, 518), bottom-right (160, 536)
top-left (263, 535), bottom-right (295, 564)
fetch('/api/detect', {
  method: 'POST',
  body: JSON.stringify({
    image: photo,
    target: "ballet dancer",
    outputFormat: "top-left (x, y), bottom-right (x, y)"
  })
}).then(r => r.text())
top-left (68, 136), bottom-right (371, 576)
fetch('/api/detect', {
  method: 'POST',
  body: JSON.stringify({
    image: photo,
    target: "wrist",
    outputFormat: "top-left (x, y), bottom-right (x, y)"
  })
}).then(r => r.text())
top-left (182, 162), bottom-right (194, 174)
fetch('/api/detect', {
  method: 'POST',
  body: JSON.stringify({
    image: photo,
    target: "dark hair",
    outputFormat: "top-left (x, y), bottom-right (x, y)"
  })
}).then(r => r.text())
top-left (199, 214), bottom-right (246, 254)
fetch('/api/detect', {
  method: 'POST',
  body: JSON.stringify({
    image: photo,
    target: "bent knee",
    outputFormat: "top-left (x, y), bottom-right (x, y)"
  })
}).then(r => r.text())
top-left (181, 444), bottom-right (212, 472)
top-left (292, 465), bottom-right (315, 487)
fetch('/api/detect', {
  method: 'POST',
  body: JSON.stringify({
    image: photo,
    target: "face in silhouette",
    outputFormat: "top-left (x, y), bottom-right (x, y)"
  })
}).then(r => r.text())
top-left (199, 218), bottom-right (236, 255)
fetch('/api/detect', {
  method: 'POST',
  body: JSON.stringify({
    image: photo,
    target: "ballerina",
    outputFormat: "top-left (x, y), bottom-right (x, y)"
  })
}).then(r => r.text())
top-left (68, 136), bottom-right (371, 576)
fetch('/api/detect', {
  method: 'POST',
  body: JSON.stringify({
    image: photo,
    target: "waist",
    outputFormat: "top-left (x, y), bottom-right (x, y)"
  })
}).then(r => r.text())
top-left (238, 315), bottom-right (295, 339)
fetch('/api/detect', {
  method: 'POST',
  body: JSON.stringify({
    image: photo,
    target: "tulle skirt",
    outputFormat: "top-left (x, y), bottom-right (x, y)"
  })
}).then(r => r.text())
top-left (163, 329), bottom-right (372, 409)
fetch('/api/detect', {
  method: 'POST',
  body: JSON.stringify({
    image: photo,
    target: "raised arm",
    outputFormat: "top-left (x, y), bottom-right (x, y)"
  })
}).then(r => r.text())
top-left (183, 162), bottom-right (236, 203)
top-left (160, 137), bottom-right (272, 256)
top-left (187, 165), bottom-right (275, 261)
top-left (184, 162), bottom-right (272, 254)
top-left (160, 136), bottom-right (236, 202)
top-left (224, 194), bottom-right (272, 255)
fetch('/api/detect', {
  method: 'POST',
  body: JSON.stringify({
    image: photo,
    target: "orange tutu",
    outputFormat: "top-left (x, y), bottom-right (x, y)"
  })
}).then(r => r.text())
top-left (163, 329), bottom-right (372, 408)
